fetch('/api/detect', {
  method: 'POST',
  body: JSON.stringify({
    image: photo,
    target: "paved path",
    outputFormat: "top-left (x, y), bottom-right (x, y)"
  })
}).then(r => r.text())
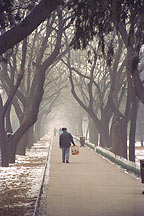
top-left (46, 137), bottom-right (144, 216)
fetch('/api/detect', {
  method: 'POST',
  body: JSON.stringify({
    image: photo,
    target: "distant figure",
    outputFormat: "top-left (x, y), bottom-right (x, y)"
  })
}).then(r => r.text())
top-left (58, 128), bottom-right (62, 136)
top-left (59, 128), bottom-right (75, 163)
top-left (54, 127), bottom-right (57, 136)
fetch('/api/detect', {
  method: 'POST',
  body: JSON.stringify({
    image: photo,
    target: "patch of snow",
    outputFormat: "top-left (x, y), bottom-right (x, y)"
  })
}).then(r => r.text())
top-left (0, 134), bottom-right (52, 216)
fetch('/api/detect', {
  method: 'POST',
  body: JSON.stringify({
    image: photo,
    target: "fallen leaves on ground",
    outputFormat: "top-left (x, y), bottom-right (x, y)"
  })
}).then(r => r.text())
top-left (0, 138), bottom-right (50, 216)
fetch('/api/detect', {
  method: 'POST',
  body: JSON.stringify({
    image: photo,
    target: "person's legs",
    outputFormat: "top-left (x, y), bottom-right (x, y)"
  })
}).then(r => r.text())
top-left (65, 147), bottom-right (70, 163)
top-left (62, 147), bottom-right (66, 162)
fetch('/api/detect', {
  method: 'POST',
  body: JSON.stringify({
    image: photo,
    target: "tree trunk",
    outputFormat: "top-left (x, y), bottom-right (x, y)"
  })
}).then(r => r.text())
top-left (89, 118), bottom-right (98, 145)
top-left (98, 127), bottom-right (111, 148)
top-left (111, 115), bottom-right (127, 158)
top-left (27, 126), bottom-right (34, 149)
top-left (8, 136), bottom-right (16, 163)
top-left (35, 120), bottom-right (41, 141)
top-left (16, 104), bottom-right (30, 155)
top-left (120, 120), bottom-right (127, 159)
top-left (5, 105), bottom-right (13, 133)
top-left (16, 132), bottom-right (28, 155)
top-left (102, 123), bottom-right (111, 148)
top-left (0, 96), bottom-right (9, 167)
top-left (129, 91), bottom-right (138, 162)
top-left (101, 108), bottom-right (112, 148)
top-left (0, 120), bottom-right (9, 167)
top-left (89, 111), bottom-right (111, 148)
top-left (16, 126), bottom-right (34, 154)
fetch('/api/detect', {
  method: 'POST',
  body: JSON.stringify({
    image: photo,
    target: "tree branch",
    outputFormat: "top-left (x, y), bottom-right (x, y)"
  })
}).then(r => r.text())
top-left (0, 0), bottom-right (60, 55)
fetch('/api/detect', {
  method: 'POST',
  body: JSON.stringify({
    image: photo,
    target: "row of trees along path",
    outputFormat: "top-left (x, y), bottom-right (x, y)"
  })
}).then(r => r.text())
top-left (1, 1), bottom-right (144, 167)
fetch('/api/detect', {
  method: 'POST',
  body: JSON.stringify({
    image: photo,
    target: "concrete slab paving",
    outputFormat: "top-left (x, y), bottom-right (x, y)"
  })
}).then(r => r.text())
top-left (46, 137), bottom-right (144, 216)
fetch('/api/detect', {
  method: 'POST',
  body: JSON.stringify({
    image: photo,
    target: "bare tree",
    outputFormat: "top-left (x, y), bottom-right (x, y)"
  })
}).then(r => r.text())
top-left (0, 8), bottom-right (72, 166)
top-left (63, 35), bottom-right (136, 158)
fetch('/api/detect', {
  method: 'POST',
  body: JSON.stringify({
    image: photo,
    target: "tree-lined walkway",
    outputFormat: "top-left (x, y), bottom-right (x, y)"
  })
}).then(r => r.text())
top-left (46, 137), bottom-right (144, 216)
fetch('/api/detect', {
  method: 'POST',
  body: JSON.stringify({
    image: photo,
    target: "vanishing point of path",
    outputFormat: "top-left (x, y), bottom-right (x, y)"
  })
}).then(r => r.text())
top-left (46, 137), bottom-right (144, 216)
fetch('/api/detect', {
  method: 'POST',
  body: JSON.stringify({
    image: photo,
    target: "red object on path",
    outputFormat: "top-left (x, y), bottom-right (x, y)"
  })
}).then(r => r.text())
top-left (71, 145), bottom-right (79, 155)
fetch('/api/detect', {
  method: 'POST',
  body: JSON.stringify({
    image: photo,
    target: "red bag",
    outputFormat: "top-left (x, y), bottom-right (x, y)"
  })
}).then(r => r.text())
top-left (71, 145), bottom-right (79, 155)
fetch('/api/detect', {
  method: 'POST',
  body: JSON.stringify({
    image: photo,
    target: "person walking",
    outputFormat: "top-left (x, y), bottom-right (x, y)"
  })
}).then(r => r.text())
top-left (59, 128), bottom-right (75, 163)
top-left (58, 128), bottom-right (62, 136)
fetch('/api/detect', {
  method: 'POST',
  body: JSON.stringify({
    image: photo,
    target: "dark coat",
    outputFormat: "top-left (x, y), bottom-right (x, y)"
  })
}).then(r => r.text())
top-left (59, 131), bottom-right (74, 148)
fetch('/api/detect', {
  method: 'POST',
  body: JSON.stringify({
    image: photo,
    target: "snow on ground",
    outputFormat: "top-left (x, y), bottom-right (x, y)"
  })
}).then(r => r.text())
top-left (0, 134), bottom-right (52, 216)
top-left (135, 142), bottom-right (144, 163)
top-left (135, 148), bottom-right (144, 165)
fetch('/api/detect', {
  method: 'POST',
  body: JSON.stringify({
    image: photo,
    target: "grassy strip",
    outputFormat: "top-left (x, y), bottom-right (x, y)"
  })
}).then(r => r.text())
top-left (85, 142), bottom-right (95, 150)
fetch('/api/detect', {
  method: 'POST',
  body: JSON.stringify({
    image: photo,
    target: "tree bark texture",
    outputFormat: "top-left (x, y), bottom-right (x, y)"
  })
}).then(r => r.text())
top-left (129, 90), bottom-right (138, 162)
top-left (111, 115), bottom-right (127, 159)
top-left (0, 97), bottom-right (9, 167)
